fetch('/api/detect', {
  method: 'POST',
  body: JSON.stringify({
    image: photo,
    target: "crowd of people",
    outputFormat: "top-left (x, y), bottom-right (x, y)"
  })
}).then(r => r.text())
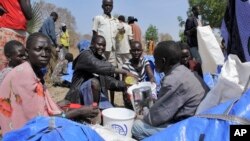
top-left (0, 0), bottom-right (238, 140)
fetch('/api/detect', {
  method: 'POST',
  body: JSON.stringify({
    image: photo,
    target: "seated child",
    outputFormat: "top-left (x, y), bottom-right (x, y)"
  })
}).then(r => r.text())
top-left (0, 40), bottom-right (27, 84)
top-left (178, 42), bottom-right (203, 78)
top-left (122, 41), bottom-right (155, 109)
top-left (51, 52), bottom-right (73, 87)
top-left (178, 42), bottom-right (209, 93)
top-left (122, 41), bottom-right (155, 83)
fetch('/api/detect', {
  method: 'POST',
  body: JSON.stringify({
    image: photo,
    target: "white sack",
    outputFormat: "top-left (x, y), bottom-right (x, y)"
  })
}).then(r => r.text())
top-left (196, 55), bottom-right (250, 114)
top-left (197, 26), bottom-right (225, 74)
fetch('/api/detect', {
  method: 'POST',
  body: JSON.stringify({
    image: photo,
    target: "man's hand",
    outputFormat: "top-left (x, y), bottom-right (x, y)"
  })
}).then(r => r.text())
top-left (118, 27), bottom-right (125, 34)
top-left (78, 106), bottom-right (99, 118)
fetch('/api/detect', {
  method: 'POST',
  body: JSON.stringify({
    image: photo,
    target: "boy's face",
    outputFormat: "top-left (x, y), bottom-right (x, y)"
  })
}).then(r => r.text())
top-left (102, 0), bottom-right (113, 15)
top-left (181, 49), bottom-right (191, 65)
top-left (10, 46), bottom-right (27, 67)
top-left (130, 42), bottom-right (143, 60)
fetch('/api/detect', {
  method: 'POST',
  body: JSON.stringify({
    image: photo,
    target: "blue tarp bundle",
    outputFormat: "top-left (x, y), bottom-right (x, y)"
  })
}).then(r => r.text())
top-left (143, 89), bottom-right (250, 141)
top-left (3, 116), bottom-right (104, 141)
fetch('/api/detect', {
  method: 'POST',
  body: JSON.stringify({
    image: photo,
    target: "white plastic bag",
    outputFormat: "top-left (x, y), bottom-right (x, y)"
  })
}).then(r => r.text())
top-left (197, 26), bottom-right (225, 74)
top-left (196, 55), bottom-right (250, 114)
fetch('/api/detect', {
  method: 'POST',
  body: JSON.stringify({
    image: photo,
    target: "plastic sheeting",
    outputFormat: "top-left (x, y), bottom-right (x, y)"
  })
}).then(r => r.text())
top-left (196, 55), bottom-right (250, 114)
top-left (3, 116), bottom-right (104, 141)
top-left (143, 88), bottom-right (250, 141)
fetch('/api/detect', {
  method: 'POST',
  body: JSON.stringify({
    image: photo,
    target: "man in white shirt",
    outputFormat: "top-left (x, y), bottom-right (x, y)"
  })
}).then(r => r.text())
top-left (116, 15), bottom-right (133, 69)
top-left (92, 0), bottom-right (119, 67)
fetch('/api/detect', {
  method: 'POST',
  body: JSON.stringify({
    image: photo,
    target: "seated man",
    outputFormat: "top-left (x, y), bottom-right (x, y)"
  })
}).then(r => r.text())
top-left (65, 35), bottom-right (132, 109)
top-left (131, 41), bottom-right (206, 140)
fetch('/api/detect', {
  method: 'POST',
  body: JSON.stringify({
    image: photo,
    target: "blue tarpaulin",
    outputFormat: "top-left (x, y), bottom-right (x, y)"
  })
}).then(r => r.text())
top-left (143, 89), bottom-right (250, 141)
top-left (3, 116), bottom-right (104, 141)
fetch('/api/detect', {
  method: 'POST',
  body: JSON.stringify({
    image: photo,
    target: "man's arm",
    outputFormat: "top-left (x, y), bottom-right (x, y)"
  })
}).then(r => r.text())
top-left (145, 64), bottom-right (155, 83)
top-left (75, 51), bottom-right (115, 75)
top-left (92, 16), bottom-right (99, 43)
top-left (143, 81), bottom-right (185, 126)
top-left (92, 30), bottom-right (98, 43)
top-left (19, 0), bottom-right (32, 20)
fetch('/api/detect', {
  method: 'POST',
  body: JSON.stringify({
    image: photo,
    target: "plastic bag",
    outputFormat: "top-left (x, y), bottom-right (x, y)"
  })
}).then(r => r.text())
top-left (196, 55), bottom-right (250, 114)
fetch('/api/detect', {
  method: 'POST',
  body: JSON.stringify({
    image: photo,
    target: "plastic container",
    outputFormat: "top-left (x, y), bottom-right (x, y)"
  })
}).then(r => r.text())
top-left (127, 82), bottom-right (157, 110)
top-left (102, 108), bottom-right (136, 137)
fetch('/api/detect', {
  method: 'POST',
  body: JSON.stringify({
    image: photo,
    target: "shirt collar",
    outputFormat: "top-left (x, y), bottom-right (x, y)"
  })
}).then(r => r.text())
top-left (102, 14), bottom-right (115, 20)
top-left (164, 63), bottom-right (181, 76)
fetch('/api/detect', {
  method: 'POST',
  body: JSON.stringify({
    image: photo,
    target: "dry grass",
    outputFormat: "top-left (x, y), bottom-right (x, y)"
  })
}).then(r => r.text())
top-left (48, 83), bottom-right (124, 106)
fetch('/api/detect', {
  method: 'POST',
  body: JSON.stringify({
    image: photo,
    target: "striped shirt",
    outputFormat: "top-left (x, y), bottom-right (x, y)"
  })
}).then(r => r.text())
top-left (122, 57), bottom-right (150, 82)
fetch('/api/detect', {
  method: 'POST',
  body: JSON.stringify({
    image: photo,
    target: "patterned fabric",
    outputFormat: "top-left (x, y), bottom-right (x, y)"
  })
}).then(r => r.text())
top-left (51, 60), bottom-right (68, 85)
top-left (122, 57), bottom-right (150, 82)
top-left (0, 28), bottom-right (26, 71)
top-left (0, 62), bottom-right (61, 135)
top-left (0, 67), bottom-right (12, 85)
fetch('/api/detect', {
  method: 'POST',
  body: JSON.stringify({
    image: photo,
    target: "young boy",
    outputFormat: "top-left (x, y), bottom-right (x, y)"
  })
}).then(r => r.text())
top-left (51, 52), bottom-right (73, 87)
top-left (122, 41), bottom-right (155, 83)
top-left (178, 42), bottom-right (203, 78)
top-left (0, 40), bottom-right (27, 84)
top-left (122, 41), bottom-right (155, 109)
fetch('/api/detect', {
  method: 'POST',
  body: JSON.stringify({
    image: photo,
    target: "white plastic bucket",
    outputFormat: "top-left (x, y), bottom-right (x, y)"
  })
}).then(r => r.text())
top-left (102, 108), bottom-right (136, 137)
top-left (127, 82), bottom-right (157, 110)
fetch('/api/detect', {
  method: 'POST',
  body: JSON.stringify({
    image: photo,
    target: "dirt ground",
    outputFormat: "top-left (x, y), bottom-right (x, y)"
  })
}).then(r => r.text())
top-left (47, 83), bottom-right (124, 106)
